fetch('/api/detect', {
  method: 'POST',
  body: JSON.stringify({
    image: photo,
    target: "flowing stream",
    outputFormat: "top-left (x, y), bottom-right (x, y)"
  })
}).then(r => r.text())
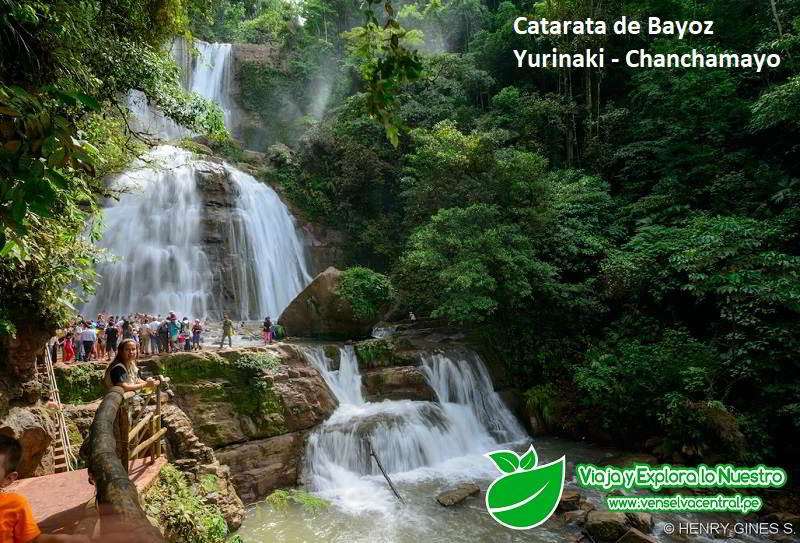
top-left (237, 347), bottom-right (554, 542)
top-left (83, 37), bottom-right (311, 319)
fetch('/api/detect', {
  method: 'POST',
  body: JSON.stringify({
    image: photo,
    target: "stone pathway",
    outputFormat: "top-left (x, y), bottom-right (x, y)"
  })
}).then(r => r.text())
top-left (8, 457), bottom-right (166, 533)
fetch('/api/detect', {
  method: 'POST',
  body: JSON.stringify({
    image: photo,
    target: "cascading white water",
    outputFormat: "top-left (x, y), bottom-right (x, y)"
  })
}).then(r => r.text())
top-left (226, 167), bottom-right (312, 320)
top-left (300, 346), bottom-right (527, 513)
top-left (420, 350), bottom-right (526, 443)
top-left (302, 345), bottom-right (364, 405)
top-left (82, 147), bottom-right (213, 317)
top-left (127, 38), bottom-right (235, 140)
top-left (84, 36), bottom-right (312, 319)
top-left (174, 39), bottom-right (236, 128)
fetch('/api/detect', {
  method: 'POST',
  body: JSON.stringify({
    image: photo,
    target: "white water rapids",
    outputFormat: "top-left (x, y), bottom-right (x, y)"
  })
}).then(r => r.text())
top-left (83, 38), bottom-right (311, 319)
top-left (240, 346), bottom-right (533, 537)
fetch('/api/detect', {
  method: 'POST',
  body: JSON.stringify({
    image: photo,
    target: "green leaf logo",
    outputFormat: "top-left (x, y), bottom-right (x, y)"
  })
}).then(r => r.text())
top-left (484, 444), bottom-right (565, 530)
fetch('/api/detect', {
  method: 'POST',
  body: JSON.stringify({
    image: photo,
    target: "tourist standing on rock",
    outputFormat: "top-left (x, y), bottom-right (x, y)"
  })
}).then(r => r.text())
top-left (192, 319), bottom-right (203, 351)
top-left (62, 331), bottom-right (74, 363)
top-left (166, 312), bottom-right (180, 352)
top-left (73, 321), bottom-right (84, 362)
top-left (104, 339), bottom-right (159, 392)
top-left (220, 315), bottom-right (233, 348)
top-left (148, 317), bottom-right (161, 354)
top-left (95, 322), bottom-right (106, 360)
top-left (158, 319), bottom-right (169, 353)
top-left (138, 319), bottom-right (151, 356)
top-left (263, 316), bottom-right (272, 345)
top-left (105, 318), bottom-right (119, 361)
top-left (121, 317), bottom-right (133, 340)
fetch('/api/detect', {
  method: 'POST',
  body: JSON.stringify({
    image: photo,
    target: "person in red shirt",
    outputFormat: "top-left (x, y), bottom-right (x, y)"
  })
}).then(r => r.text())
top-left (0, 435), bottom-right (88, 543)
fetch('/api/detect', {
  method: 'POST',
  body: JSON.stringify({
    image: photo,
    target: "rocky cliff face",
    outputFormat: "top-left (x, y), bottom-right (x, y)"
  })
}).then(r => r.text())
top-left (150, 346), bottom-right (336, 503)
top-left (193, 157), bottom-right (242, 316)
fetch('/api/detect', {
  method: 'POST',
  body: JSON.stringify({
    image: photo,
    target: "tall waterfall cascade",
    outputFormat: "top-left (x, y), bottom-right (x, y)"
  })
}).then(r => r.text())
top-left (83, 147), bottom-right (213, 317)
top-left (84, 38), bottom-right (311, 319)
top-left (299, 346), bottom-right (527, 514)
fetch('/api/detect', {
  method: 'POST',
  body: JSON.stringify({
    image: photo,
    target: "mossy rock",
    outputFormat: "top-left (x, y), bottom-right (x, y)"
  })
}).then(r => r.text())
top-left (158, 350), bottom-right (288, 442)
top-left (354, 338), bottom-right (417, 369)
top-left (323, 345), bottom-right (341, 370)
top-left (152, 349), bottom-right (280, 385)
top-left (53, 363), bottom-right (106, 404)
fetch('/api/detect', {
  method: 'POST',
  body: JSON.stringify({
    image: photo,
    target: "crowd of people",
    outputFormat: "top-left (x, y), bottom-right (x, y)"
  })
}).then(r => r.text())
top-left (53, 311), bottom-right (209, 364)
top-left (52, 312), bottom-right (283, 364)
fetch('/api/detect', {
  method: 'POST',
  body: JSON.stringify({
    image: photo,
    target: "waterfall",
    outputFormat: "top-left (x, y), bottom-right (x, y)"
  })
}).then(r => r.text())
top-left (420, 351), bottom-right (526, 443)
top-left (174, 39), bottom-right (236, 128)
top-left (301, 345), bottom-right (364, 405)
top-left (82, 147), bottom-right (213, 317)
top-left (226, 167), bottom-right (312, 320)
top-left (301, 346), bottom-right (527, 512)
top-left (127, 38), bottom-right (235, 140)
top-left (83, 37), bottom-right (311, 319)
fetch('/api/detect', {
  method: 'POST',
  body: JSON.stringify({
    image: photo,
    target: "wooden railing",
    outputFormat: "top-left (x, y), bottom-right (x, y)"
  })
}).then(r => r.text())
top-left (122, 377), bottom-right (168, 471)
top-left (83, 379), bottom-right (169, 542)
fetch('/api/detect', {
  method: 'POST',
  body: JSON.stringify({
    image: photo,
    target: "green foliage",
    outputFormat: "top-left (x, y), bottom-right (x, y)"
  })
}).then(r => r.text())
top-left (143, 464), bottom-right (230, 543)
top-left (232, 352), bottom-right (281, 373)
top-left (354, 338), bottom-right (397, 367)
top-left (573, 329), bottom-right (724, 456)
top-left (345, 0), bottom-right (423, 145)
top-left (53, 363), bottom-right (106, 404)
top-left (264, 488), bottom-right (329, 514)
top-left (524, 384), bottom-right (560, 428)
top-left (336, 267), bottom-right (394, 321)
top-left (0, 84), bottom-right (102, 330)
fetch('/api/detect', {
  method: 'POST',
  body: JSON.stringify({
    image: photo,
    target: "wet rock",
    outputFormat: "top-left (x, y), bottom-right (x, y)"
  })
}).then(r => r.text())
top-left (558, 489), bottom-right (582, 512)
top-left (216, 432), bottom-right (306, 503)
top-left (362, 366), bottom-right (435, 402)
top-left (586, 512), bottom-right (631, 541)
top-left (161, 404), bottom-right (245, 530)
top-left (564, 509), bottom-right (588, 525)
top-left (625, 512), bottom-right (653, 533)
top-left (325, 403), bottom-right (448, 436)
top-left (615, 528), bottom-right (658, 543)
top-left (278, 267), bottom-right (384, 339)
top-left (436, 483), bottom-right (480, 506)
top-left (153, 347), bottom-right (335, 448)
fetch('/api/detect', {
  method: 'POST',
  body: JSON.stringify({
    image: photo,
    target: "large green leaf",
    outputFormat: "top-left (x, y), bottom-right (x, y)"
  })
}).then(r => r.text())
top-left (486, 456), bottom-right (565, 529)
top-left (485, 450), bottom-right (519, 474)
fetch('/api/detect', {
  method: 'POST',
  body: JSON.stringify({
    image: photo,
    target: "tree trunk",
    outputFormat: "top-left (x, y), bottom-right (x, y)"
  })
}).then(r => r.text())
top-left (769, 0), bottom-right (783, 36)
top-left (85, 388), bottom-right (164, 542)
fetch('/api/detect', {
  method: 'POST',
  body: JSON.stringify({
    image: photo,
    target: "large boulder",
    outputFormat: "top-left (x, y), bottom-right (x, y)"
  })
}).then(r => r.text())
top-left (160, 404), bottom-right (245, 530)
top-left (0, 407), bottom-right (57, 477)
top-left (586, 512), bottom-right (631, 541)
top-left (215, 432), bottom-right (305, 503)
top-left (362, 366), bottom-right (435, 402)
top-left (279, 267), bottom-right (379, 339)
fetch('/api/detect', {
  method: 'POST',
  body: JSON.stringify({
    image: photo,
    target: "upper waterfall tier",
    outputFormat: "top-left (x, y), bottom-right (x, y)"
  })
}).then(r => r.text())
top-left (127, 37), bottom-right (237, 139)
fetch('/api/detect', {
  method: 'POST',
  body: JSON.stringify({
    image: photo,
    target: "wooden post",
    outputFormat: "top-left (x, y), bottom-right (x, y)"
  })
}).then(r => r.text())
top-left (115, 398), bottom-right (130, 473)
top-left (155, 382), bottom-right (162, 458)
